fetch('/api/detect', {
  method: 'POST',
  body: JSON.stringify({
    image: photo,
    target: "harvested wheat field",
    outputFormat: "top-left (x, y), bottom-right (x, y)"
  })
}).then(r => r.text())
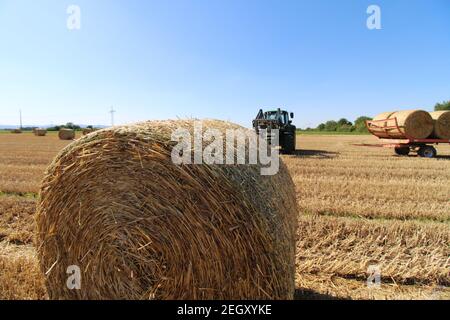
top-left (0, 131), bottom-right (448, 300)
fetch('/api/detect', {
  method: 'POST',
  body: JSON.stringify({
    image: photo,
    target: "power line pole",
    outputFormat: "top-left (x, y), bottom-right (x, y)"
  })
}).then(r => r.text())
top-left (19, 109), bottom-right (23, 129)
top-left (110, 106), bottom-right (116, 126)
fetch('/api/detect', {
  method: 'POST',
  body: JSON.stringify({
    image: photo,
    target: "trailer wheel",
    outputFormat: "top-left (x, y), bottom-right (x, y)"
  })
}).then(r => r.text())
top-left (394, 147), bottom-right (410, 156)
top-left (418, 146), bottom-right (437, 158)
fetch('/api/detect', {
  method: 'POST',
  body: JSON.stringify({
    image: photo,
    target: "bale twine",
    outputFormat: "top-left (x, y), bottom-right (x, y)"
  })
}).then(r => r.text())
top-left (58, 129), bottom-right (75, 140)
top-left (36, 120), bottom-right (298, 300)
top-left (371, 110), bottom-right (433, 139)
top-left (430, 111), bottom-right (450, 140)
top-left (370, 111), bottom-right (396, 138)
top-left (35, 129), bottom-right (47, 137)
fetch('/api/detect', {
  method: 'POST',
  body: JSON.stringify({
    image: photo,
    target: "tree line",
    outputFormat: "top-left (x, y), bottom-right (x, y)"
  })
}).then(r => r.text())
top-left (434, 100), bottom-right (450, 111)
top-left (47, 122), bottom-right (86, 131)
top-left (304, 116), bottom-right (373, 133)
top-left (17, 123), bottom-right (96, 131)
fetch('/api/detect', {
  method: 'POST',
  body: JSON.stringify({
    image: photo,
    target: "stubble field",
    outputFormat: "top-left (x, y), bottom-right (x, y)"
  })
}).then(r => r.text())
top-left (0, 132), bottom-right (448, 299)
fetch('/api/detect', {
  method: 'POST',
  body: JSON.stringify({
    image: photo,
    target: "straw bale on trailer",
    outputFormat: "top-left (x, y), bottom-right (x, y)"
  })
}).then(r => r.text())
top-left (370, 110), bottom-right (433, 139)
top-left (430, 111), bottom-right (450, 140)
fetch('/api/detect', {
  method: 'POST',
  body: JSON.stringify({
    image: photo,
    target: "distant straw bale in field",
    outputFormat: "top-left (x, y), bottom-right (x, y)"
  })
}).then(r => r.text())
top-left (371, 110), bottom-right (434, 139)
top-left (58, 129), bottom-right (75, 140)
top-left (34, 129), bottom-right (47, 137)
top-left (36, 119), bottom-right (298, 300)
top-left (11, 129), bottom-right (22, 134)
top-left (430, 111), bottom-right (450, 140)
top-left (82, 128), bottom-right (95, 135)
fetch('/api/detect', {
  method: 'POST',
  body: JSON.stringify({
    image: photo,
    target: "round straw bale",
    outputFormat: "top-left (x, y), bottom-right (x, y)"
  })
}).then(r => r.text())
top-left (36, 120), bottom-right (298, 300)
top-left (82, 128), bottom-right (94, 135)
top-left (369, 111), bottom-right (396, 138)
top-left (430, 111), bottom-right (450, 140)
top-left (390, 110), bottom-right (434, 139)
top-left (58, 129), bottom-right (75, 140)
top-left (35, 129), bottom-right (47, 136)
top-left (370, 110), bottom-right (433, 139)
top-left (11, 129), bottom-right (22, 134)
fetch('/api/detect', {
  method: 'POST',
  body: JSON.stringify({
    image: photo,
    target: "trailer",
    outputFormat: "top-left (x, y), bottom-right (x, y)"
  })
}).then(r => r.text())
top-left (365, 117), bottom-right (450, 158)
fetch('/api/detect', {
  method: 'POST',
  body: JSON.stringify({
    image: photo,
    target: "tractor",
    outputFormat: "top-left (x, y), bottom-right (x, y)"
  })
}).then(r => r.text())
top-left (252, 108), bottom-right (296, 154)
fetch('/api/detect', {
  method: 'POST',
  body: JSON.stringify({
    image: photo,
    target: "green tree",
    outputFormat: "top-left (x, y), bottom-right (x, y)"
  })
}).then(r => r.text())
top-left (354, 116), bottom-right (372, 132)
top-left (337, 124), bottom-right (354, 132)
top-left (317, 123), bottom-right (326, 131)
top-left (336, 118), bottom-right (353, 132)
top-left (324, 120), bottom-right (338, 131)
top-left (337, 118), bottom-right (352, 127)
top-left (65, 122), bottom-right (81, 130)
top-left (435, 100), bottom-right (450, 111)
top-left (47, 125), bottom-right (60, 131)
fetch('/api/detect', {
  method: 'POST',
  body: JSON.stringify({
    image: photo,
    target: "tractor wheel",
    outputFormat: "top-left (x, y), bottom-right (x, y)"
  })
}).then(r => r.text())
top-left (418, 146), bottom-right (437, 158)
top-left (394, 147), bottom-right (410, 156)
top-left (281, 134), bottom-right (295, 154)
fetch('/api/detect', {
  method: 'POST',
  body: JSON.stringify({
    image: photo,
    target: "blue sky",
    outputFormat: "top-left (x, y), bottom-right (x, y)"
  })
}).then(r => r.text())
top-left (0, 0), bottom-right (449, 128)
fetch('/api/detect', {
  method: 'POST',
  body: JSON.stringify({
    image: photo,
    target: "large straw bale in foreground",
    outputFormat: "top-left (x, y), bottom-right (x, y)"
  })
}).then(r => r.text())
top-left (371, 110), bottom-right (433, 139)
top-left (430, 111), bottom-right (450, 139)
top-left (58, 129), bottom-right (75, 140)
top-left (36, 120), bottom-right (298, 300)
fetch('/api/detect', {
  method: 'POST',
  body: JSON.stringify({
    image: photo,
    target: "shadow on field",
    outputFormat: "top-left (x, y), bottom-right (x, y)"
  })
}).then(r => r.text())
top-left (294, 288), bottom-right (348, 300)
top-left (396, 154), bottom-right (450, 160)
top-left (290, 149), bottom-right (339, 159)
